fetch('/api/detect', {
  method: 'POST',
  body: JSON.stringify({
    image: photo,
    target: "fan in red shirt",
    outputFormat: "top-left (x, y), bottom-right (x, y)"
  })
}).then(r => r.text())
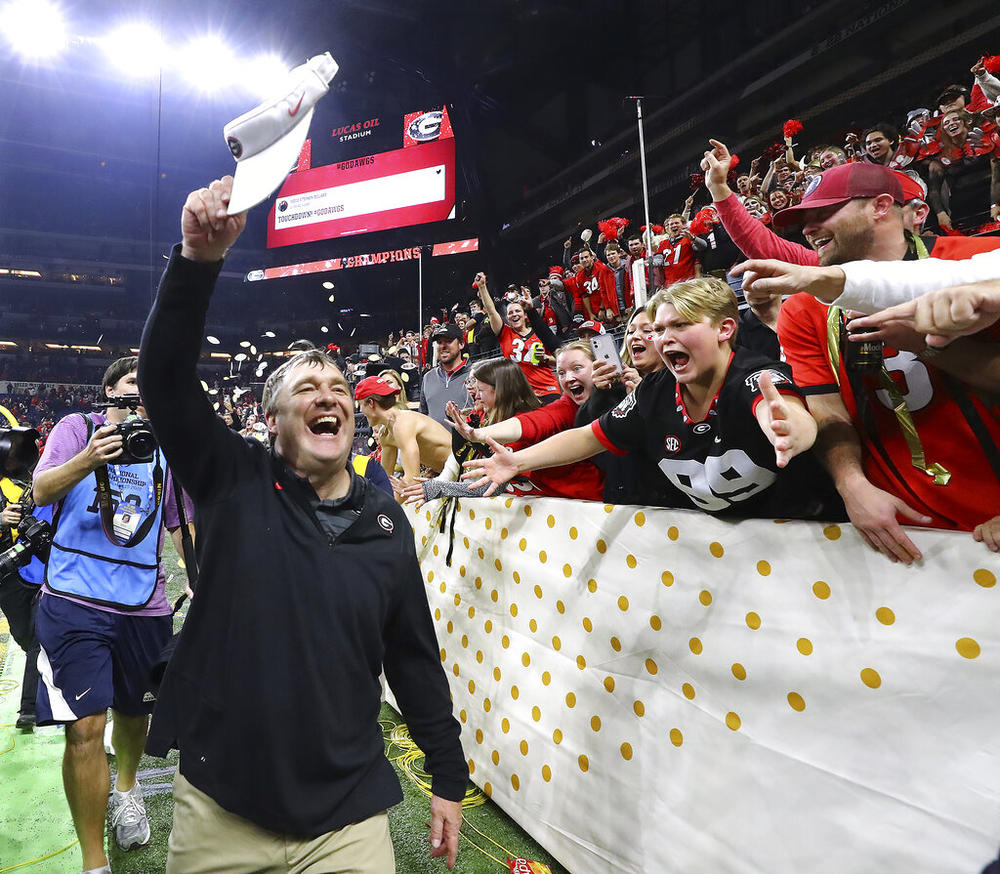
top-left (571, 249), bottom-right (619, 323)
top-left (704, 150), bottom-right (1000, 562)
top-left (656, 214), bottom-right (705, 286)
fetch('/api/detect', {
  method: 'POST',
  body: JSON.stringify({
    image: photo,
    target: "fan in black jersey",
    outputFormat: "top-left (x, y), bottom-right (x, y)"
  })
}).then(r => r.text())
top-left (462, 278), bottom-right (839, 519)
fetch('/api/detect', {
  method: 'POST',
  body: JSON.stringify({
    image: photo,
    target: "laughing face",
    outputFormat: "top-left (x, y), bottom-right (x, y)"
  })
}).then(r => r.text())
top-left (266, 360), bottom-right (354, 477)
top-left (556, 349), bottom-right (595, 406)
top-left (800, 199), bottom-right (875, 266)
top-left (624, 311), bottom-right (660, 374)
top-left (653, 302), bottom-right (733, 384)
top-left (506, 302), bottom-right (526, 332)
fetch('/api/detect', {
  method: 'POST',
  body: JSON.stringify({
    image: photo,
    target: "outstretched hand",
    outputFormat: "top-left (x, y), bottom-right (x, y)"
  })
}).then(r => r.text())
top-left (700, 139), bottom-right (733, 193)
top-left (445, 401), bottom-right (478, 442)
top-left (755, 371), bottom-right (816, 468)
top-left (180, 176), bottom-right (247, 263)
top-left (732, 260), bottom-right (846, 303)
top-left (461, 436), bottom-right (517, 496)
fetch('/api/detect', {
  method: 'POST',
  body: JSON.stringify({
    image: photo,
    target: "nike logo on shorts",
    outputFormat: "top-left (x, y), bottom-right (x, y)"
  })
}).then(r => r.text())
top-left (75, 687), bottom-right (92, 701)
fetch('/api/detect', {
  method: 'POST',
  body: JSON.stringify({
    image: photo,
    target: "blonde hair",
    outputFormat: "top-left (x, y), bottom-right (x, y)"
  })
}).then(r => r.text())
top-left (378, 369), bottom-right (410, 410)
top-left (646, 278), bottom-right (739, 349)
top-left (555, 339), bottom-right (595, 361)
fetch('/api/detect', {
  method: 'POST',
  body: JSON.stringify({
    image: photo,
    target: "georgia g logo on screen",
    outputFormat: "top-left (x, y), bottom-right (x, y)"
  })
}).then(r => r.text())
top-left (407, 110), bottom-right (443, 143)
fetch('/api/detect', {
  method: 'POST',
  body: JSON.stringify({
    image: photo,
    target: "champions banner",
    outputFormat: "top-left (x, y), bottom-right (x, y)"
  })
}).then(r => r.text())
top-left (403, 498), bottom-right (1000, 874)
top-left (266, 137), bottom-right (456, 247)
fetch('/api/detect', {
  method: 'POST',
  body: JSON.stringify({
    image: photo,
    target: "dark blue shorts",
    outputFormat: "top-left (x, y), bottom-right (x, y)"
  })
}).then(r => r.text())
top-left (34, 593), bottom-right (172, 726)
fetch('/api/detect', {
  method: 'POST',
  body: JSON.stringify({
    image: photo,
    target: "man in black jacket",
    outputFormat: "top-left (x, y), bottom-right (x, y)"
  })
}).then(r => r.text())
top-left (139, 176), bottom-right (466, 872)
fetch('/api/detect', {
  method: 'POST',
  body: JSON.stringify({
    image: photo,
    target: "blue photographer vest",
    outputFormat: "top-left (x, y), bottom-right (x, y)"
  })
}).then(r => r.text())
top-left (46, 416), bottom-right (166, 609)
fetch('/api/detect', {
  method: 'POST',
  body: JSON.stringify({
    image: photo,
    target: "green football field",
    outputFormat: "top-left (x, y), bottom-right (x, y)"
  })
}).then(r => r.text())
top-left (0, 541), bottom-right (568, 874)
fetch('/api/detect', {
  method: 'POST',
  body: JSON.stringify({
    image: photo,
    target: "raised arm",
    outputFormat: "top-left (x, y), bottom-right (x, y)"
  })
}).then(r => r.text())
top-left (475, 272), bottom-right (503, 336)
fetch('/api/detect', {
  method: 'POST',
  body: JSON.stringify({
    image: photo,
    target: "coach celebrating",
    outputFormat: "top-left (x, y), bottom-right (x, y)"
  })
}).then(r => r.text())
top-left (139, 177), bottom-right (467, 872)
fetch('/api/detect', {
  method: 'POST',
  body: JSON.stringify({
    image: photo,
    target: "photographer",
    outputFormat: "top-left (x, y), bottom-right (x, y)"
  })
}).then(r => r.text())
top-left (30, 356), bottom-right (192, 874)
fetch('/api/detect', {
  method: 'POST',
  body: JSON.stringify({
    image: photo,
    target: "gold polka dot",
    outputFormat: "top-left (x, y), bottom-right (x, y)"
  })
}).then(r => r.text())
top-left (519, 739), bottom-right (529, 756)
top-left (513, 571), bottom-right (521, 584)
top-left (483, 782), bottom-right (492, 798)
top-left (459, 565), bottom-right (467, 578)
top-left (476, 650), bottom-right (484, 664)
top-left (493, 667), bottom-right (500, 683)
top-left (475, 577), bottom-right (483, 590)
top-left (633, 700), bottom-right (645, 717)
top-left (452, 663), bottom-right (459, 676)
top-left (974, 568), bottom-right (996, 588)
top-left (588, 579), bottom-right (598, 593)
top-left (483, 698), bottom-right (492, 712)
top-left (529, 619), bottom-right (537, 633)
top-left (439, 582), bottom-right (447, 594)
top-left (611, 636), bottom-right (622, 652)
top-left (709, 542), bottom-right (724, 558)
top-left (531, 584), bottom-right (541, 599)
top-left (787, 692), bottom-right (806, 712)
top-left (523, 505), bottom-right (532, 517)
top-left (469, 509), bottom-right (476, 520)
top-left (645, 658), bottom-right (658, 675)
top-left (518, 538), bottom-right (527, 551)
top-left (669, 728), bottom-right (683, 746)
top-left (494, 558), bottom-right (503, 572)
top-left (500, 527), bottom-right (508, 539)
top-left (477, 547), bottom-right (485, 560)
top-left (552, 728), bottom-right (563, 744)
top-left (467, 680), bottom-right (475, 694)
top-left (521, 652), bottom-right (530, 667)
top-left (454, 594), bottom-right (462, 607)
top-left (463, 537), bottom-right (470, 549)
top-left (556, 600), bottom-right (566, 614)
top-left (505, 497), bottom-right (513, 508)
top-left (432, 545), bottom-right (439, 556)
top-left (475, 728), bottom-right (483, 744)
top-left (569, 526), bottom-right (578, 540)
top-left (565, 692), bottom-right (576, 708)
top-left (552, 636), bottom-right (562, 650)
top-left (510, 604), bottom-right (518, 618)
top-left (626, 554), bottom-right (638, 569)
top-left (484, 619), bottom-right (493, 633)
top-left (756, 560), bottom-right (771, 576)
top-left (484, 518), bottom-right (492, 530)
top-left (510, 685), bottom-right (519, 700)
top-left (667, 526), bottom-right (679, 541)
top-left (421, 536), bottom-right (427, 546)
top-left (545, 514), bottom-right (556, 528)
top-left (957, 637), bottom-right (981, 659)
top-left (590, 715), bottom-right (601, 731)
top-left (661, 571), bottom-right (674, 587)
top-left (563, 564), bottom-right (572, 578)
top-left (698, 590), bottom-right (712, 606)
top-left (539, 550), bottom-right (548, 563)
top-left (576, 655), bottom-right (587, 670)
top-left (468, 606), bottom-right (476, 619)
top-left (531, 706), bottom-right (541, 721)
top-left (875, 607), bottom-right (895, 625)
top-left (541, 671), bottom-right (551, 685)
top-left (746, 612), bottom-right (761, 630)
top-left (427, 570), bottom-right (435, 583)
top-left (860, 668), bottom-right (882, 689)
top-left (634, 511), bottom-right (646, 527)
top-left (725, 712), bottom-right (741, 731)
top-left (603, 676), bottom-right (615, 693)
top-left (604, 504), bottom-right (614, 514)
top-left (501, 635), bottom-right (510, 648)
top-left (650, 614), bottom-right (662, 631)
top-left (620, 742), bottom-right (634, 761)
top-left (578, 755), bottom-right (589, 773)
top-left (617, 595), bottom-right (630, 612)
top-left (439, 648), bottom-right (446, 661)
top-left (823, 524), bottom-right (842, 540)
top-left (582, 617), bottom-right (593, 632)
top-left (682, 683), bottom-right (695, 700)
top-left (689, 637), bottom-right (703, 655)
top-left (731, 663), bottom-right (746, 681)
top-left (796, 638), bottom-right (813, 656)
top-left (812, 581), bottom-right (831, 600)
top-left (434, 608), bottom-right (441, 621)
top-left (491, 750), bottom-right (500, 765)
top-left (542, 764), bottom-right (552, 781)
top-left (596, 539), bottom-right (608, 555)
top-left (461, 634), bottom-right (468, 647)
top-left (447, 621), bottom-right (454, 634)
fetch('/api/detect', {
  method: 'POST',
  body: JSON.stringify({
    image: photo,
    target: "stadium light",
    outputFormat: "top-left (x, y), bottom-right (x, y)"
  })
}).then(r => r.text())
top-left (0, 0), bottom-right (68, 59)
top-left (99, 22), bottom-right (164, 78)
top-left (178, 34), bottom-right (237, 90)
top-left (242, 53), bottom-right (292, 99)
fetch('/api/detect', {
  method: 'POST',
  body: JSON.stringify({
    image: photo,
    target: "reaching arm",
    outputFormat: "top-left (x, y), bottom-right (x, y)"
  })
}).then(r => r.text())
top-left (752, 372), bottom-right (816, 468)
top-left (474, 272), bottom-right (503, 336)
top-left (461, 426), bottom-right (604, 496)
top-left (33, 422), bottom-right (123, 506)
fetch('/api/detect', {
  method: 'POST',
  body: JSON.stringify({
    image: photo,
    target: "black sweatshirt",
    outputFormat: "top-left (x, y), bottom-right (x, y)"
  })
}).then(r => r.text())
top-left (140, 247), bottom-right (467, 837)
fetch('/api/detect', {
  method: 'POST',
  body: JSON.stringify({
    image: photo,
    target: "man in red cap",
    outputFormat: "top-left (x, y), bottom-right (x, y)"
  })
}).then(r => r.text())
top-left (702, 139), bottom-right (1000, 564)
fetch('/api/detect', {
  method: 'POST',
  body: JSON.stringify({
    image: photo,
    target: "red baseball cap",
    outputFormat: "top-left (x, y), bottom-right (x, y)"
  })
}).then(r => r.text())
top-left (354, 376), bottom-right (400, 401)
top-left (772, 162), bottom-right (905, 229)
top-left (577, 320), bottom-right (605, 335)
top-left (893, 170), bottom-right (927, 203)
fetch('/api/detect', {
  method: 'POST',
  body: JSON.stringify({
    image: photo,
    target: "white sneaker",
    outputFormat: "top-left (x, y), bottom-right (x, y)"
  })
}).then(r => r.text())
top-left (108, 782), bottom-right (151, 850)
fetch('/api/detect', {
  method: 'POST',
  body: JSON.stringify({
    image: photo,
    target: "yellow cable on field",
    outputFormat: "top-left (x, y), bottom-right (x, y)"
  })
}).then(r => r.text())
top-left (0, 840), bottom-right (80, 873)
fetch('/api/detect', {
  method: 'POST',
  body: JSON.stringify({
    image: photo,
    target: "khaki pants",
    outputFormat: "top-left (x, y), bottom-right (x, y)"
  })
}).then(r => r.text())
top-left (167, 773), bottom-right (396, 874)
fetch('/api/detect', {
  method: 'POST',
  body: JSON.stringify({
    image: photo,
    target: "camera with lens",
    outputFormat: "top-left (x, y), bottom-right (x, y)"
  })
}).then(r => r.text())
top-left (0, 425), bottom-right (52, 582)
top-left (96, 394), bottom-right (158, 465)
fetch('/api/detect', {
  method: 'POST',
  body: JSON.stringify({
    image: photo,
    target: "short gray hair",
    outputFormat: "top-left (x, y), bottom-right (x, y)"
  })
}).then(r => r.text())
top-left (261, 349), bottom-right (339, 417)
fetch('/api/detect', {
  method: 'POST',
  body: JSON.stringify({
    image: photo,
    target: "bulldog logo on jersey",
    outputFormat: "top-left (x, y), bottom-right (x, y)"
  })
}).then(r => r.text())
top-left (744, 369), bottom-right (790, 393)
top-left (611, 393), bottom-right (637, 419)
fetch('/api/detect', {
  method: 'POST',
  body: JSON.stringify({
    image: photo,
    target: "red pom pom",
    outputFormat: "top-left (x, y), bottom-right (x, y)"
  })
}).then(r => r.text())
top-left (941, 225), bottom-right (966, 237)
top-left (729, 153), bottom-right (740, 169)
top-left (689, 172), bottom-right (705, 190)
top-left (652, 224), bottom-right (664, 235)
top-left (597, 217), bottom-right (629, 240)
top-left (979, 220), bottom-right (1000, 233)
top-left (761, 142), bottom-right (784, 162)
top-left (984, 55), bottom-right (1000, 75)
top-left (783, 119), bottom-right (803, 138)
top-left (688, 208), bottom-right (717, 236)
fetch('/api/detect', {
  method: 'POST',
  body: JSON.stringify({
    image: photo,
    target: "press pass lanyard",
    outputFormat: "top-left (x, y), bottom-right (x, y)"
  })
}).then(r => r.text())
top-left (93, 459), bottom-right (164, 547)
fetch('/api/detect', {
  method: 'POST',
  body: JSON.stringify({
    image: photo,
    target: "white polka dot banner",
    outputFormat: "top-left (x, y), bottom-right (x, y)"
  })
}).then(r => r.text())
top-left (403, 498), bottom-right (1000, 874)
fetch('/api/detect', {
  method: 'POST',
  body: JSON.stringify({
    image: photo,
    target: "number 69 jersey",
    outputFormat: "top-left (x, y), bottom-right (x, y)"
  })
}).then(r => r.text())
top-left (591, 349), bottom-right (842, 519)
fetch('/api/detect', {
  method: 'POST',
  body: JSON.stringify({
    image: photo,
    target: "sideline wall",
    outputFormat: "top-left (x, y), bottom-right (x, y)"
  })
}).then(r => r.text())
top-left (404, 497), bottom-right (1000, 874)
